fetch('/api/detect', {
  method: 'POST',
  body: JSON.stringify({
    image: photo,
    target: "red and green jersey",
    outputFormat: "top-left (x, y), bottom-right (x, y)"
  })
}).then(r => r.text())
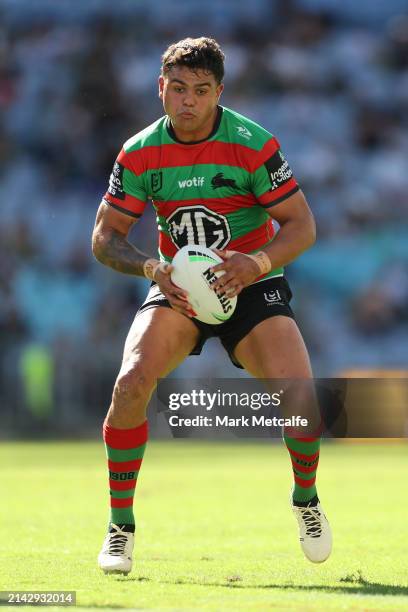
top-left (103, 106), bottom-right (299, 280)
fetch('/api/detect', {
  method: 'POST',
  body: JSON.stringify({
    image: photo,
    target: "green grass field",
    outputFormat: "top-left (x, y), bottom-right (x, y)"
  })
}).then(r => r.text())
top-left (1, 440), bottom-right (408, 611)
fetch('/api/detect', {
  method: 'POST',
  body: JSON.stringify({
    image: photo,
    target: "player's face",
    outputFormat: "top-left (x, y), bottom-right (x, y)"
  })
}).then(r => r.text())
top-left (159, 66), bottom-right (223, 142)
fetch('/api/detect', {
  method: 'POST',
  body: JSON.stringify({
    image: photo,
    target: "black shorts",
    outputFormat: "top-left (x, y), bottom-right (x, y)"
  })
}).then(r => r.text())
top-left (137, 276), bottom-right (295, 368)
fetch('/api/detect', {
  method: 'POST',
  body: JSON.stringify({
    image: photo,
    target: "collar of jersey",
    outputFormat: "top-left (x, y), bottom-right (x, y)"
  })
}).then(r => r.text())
top-left (166, 106), bottom-right (223, 145)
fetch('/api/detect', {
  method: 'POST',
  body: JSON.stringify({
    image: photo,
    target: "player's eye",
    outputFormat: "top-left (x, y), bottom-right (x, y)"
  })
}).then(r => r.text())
top-left (196, 89), bottom-right (208, 95)
top-left (174, 86), bottom-right (184, 93)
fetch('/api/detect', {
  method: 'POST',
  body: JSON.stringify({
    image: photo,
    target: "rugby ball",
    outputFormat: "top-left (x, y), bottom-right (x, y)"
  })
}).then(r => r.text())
top-left (171, 245), bottom-right (237, 325)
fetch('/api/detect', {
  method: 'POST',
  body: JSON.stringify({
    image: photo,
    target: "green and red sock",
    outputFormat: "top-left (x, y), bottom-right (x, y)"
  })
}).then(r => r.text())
top-left (284, 434), bottom-right (320, 505)
top-left (103, 420), bottom-right (148, 528)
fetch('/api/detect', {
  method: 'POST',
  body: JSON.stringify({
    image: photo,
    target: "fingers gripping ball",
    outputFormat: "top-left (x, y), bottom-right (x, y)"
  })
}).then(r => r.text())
top-left (171, 245), bottom-right (237, 324)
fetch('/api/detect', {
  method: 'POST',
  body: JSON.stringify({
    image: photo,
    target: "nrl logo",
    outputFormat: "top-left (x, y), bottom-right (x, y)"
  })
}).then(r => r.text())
top-left (236, 125), bottom-right (252, 139)
top-left (151, 171), bottom-right (163, 193)
top-left (264, 289), bottom-right (283, 304)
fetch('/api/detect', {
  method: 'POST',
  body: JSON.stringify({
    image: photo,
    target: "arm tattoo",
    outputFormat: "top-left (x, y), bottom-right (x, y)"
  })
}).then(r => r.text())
top-left (95, 228), bottom-right (150, 276)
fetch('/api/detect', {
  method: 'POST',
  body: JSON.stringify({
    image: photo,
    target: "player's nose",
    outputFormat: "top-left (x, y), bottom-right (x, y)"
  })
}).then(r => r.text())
top-left (182, 94), bottom-right (195, 107)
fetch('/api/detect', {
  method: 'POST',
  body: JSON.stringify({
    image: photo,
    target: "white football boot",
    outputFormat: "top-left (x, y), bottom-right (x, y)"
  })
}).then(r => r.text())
top-left (98, 524), bottom-right (134, 574)
top-left (291, 499), bottom-right (332, 563)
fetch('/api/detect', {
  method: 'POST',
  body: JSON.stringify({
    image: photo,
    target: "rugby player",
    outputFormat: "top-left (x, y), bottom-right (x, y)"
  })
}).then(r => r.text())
top-left (92, 37), bottom-right (332, 574)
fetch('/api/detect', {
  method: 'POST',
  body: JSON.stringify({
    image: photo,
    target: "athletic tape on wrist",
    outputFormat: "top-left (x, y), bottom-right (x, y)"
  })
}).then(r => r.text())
top-left (246, 251), bottom-right (271, 275)
top-left (143, 258), bottom-right (161, 280)
top-left (220, 249), bottom-right (271, 275)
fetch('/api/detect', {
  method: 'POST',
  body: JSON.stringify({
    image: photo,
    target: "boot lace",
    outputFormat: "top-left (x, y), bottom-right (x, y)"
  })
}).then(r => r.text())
top-left (298, 506), bottom-right (323, 538)
top-left (104, 524), bottom-right (129, 556)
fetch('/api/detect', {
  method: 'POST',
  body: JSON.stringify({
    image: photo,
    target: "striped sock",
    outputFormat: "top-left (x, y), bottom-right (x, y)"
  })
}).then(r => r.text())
top-left (103, 420), bottom-right (148, 527)
top-left (284, 435), bottom-right (320, 504)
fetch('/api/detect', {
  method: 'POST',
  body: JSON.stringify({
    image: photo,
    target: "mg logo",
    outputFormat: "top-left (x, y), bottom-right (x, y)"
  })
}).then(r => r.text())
top-left (167, 205), bottom-right (230, 249)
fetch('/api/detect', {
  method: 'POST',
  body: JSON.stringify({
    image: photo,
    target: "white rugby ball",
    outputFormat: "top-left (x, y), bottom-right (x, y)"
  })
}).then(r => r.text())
top-left (171, 245), bottom-right (237, 325)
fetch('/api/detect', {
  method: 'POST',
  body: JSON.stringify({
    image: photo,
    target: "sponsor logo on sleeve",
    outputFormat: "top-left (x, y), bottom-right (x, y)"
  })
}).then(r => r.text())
top-left (264, 150), bottom-right (293, 190)
top-left (236, 125), bottom-right (252, 140)
top-left (108, 161), bottom-right (125, 201)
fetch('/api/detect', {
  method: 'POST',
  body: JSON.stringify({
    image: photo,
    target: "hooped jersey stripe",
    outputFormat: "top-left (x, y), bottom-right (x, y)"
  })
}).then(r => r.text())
top-left (258, 179), bottom-right (299, 207)
top-left (156, 194), bottom-right (257, 217)
top-left (121, 137), bottom-right (281, 177)
top-left (158, 218), bottom-right (274, 258)
top-left (102, 106), bottom-right (301, 278)
top-left (103, 198), bottom-right (145, 218)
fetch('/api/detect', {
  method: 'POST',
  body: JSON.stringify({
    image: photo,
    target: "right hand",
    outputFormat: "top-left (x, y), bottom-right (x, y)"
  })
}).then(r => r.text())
top-left (154, 264), bottom-right (197, 318)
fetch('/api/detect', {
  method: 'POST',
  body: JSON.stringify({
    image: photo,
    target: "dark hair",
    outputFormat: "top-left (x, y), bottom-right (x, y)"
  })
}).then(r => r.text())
top-left (161, 37), bottom-right (225, 84)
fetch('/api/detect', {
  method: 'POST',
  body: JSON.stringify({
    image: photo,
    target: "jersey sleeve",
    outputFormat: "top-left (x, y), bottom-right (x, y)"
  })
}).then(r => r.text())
top-left (103, 148), bottom-right (147, 218)
top-left (250, 136), bottom-right (299, 208)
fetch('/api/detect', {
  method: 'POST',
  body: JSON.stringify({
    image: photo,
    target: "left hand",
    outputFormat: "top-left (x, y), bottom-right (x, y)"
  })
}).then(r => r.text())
top-left (210, 249), bottom-right (261, 298)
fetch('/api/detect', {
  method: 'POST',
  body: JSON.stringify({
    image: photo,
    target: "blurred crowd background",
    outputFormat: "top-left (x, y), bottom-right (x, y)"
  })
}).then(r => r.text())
top-left (1, 0), bottom-right (407, 434)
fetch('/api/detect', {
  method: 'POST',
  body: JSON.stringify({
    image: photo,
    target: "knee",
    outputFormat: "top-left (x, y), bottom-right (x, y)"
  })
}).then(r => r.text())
top-left (280, 381), bottom-right (321, 428)
top-left (112, 362), bottom-right (155, 408)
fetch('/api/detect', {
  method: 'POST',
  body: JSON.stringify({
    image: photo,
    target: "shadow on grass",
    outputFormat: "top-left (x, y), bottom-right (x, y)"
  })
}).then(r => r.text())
top-left (68, 571), bottom-right (407, 608)
top-left (114, 570), bottom-right (408, 598)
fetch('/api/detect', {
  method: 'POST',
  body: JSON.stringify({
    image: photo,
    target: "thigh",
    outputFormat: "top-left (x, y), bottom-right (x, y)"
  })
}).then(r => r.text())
top-left (233, 315), bottom-right (313, 378)
top-left (121, 305), bottom-right (201, 378)
top-left (234, 317), bottom-right (322, 432)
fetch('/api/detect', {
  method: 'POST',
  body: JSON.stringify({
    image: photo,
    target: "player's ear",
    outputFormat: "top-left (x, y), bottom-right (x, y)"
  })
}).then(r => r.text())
top-left (158, 75), bottom-right (164, 99)
top-left (216, 83), bottom-right (224, 100)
